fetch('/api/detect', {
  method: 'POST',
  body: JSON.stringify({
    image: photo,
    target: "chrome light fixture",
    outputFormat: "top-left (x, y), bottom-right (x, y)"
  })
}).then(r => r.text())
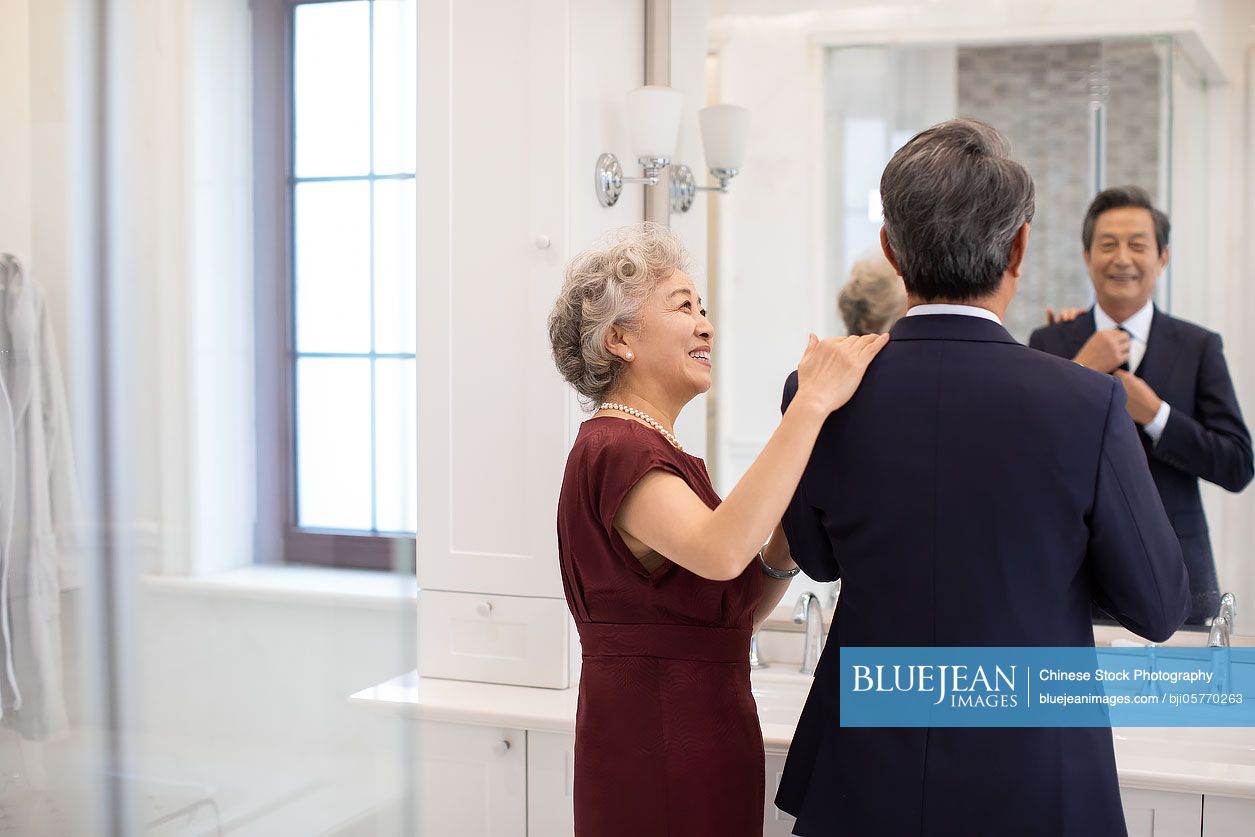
top-left (671, 104), bottom-right (750, 214)
top-left (595, 86), bottom-right (684, 208)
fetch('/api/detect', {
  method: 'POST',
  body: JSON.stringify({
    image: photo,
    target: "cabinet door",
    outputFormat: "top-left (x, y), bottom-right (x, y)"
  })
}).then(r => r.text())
top-left (528, 731), bottom-right (576, 837)
top-left (416, 0), bottom-right (570, 599)
top-left (1120, 788), bottom-right (1202, 837)
top-left (418, 591), bottom-right (573, 687)
top-left (764, 751), bottom-right (798, 837)
top-left (1202, 795), bottom-right (1255, 836)
top-left (414, 721), bottom-right (526, 837)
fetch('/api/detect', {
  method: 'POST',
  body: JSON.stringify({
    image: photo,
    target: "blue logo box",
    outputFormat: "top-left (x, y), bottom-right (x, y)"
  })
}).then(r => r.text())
top-left (839, 647), bottom-right (1255, 727)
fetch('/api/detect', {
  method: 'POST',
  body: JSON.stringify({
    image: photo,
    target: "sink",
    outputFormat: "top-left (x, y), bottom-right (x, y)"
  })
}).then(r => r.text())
top-left (1112, 727), bottom-right (1255, 768)
top-left (751, 670), bottom-right (811, 726)
top-left (1094, 623), bottom-right (1255, 648)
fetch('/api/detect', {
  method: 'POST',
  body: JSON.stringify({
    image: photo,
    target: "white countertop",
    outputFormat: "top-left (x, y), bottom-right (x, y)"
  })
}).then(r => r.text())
top-left (352, 669), bottom-right (1255, 799)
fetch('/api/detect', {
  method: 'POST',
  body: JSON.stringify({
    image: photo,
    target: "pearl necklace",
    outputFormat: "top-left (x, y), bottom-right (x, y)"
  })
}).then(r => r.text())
top-left (599, 402), bottom-right (684, 452)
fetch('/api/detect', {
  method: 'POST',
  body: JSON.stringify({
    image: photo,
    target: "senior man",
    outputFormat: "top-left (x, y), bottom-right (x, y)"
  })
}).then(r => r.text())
top-left (1030, 186), bottom-right (1253, 625)
top-left (775, 119), bottom-right (1189, 837)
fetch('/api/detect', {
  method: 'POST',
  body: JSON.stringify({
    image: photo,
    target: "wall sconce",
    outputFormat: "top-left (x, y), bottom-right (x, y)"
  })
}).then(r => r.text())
top-left (671, 105), bottom-right (750, 214)
top-left (595, 86), bottom-right (684, 208)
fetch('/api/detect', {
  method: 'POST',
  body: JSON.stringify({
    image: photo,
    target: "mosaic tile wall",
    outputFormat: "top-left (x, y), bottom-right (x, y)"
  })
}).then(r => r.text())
top-left (956, 40), bottom-right (1164, 342)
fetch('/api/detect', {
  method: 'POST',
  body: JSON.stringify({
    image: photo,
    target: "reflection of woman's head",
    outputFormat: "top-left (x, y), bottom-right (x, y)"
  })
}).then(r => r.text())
top-left (549, 223), bottom-right (704, 409)
top-left (838, 251), bottom-right (906, 335)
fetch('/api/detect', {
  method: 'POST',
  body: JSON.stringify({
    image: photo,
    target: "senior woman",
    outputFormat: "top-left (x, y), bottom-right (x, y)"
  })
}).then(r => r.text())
top-left (547, 223), bottom-right (886, 836)
top-left (838, 249), bottom-right (907, 335)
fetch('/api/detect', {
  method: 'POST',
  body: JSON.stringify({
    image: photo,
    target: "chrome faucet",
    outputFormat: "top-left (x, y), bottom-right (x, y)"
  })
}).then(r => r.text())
top-left (1208, 615), bottom-right (1231, 648)
top-left (1208, 593), bottom-right (1237, 648)
top-left (749, 630), bottom-right (768, 670)
top-left (793, 592), bottom-right (825, 676)
top-left (1219, 592), bottom-right (1237, 630)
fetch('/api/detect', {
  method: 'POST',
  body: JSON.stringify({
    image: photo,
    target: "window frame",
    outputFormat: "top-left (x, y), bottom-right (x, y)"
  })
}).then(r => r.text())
top-left (253, 0), bottom-right (416, 572)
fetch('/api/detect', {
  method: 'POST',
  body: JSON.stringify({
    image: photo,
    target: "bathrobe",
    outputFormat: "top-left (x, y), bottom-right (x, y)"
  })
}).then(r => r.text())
top-left (0, 254), bottom-right (81, 741)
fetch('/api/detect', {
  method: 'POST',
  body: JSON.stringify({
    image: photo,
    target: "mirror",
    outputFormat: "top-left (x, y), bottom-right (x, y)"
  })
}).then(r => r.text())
top-left (697, 2), bottom-right (1244, 633)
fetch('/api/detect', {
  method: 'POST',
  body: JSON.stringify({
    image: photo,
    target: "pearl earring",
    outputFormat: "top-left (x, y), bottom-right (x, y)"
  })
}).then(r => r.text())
top-left (625, 352), bottom-right (634, 361)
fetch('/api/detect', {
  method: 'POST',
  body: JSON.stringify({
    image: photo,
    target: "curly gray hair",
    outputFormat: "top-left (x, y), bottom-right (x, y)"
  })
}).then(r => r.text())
top-left (838, 250), bottom-right (906, 335)
top-left (547, 223), bottom-right (690, 408)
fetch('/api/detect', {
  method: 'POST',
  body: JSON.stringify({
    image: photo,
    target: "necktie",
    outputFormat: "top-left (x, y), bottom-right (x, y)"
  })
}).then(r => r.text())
top-left (1117, 325), bottom-right (1130, 372)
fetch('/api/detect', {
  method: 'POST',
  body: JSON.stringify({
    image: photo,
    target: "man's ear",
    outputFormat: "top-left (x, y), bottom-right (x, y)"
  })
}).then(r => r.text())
top-left (879, 227), bottom-right (902, 275)
top-left (1006, 223), bottom-right (1030, 279)
top-left (1158, 245), bottom-right (1170, 271)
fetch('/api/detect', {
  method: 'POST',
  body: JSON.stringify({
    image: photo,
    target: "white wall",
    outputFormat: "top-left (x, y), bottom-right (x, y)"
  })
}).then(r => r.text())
top-left (669, 0), bottom-right (712, 457)
top-left (708, 23), bottom-right (821, 493)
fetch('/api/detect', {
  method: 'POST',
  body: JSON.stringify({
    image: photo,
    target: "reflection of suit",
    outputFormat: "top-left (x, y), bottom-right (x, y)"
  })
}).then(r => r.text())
top-left (1029, 307), bottom-right (1254, 624)
top-left (776, 314), bottom-right (1189, 837)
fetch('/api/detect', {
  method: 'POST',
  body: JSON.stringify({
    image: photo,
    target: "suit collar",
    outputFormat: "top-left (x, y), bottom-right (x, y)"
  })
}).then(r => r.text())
top-left (1137, 306), bottom-right (1176, 380)
top-left (888, 313), bottom-right (1019, 345)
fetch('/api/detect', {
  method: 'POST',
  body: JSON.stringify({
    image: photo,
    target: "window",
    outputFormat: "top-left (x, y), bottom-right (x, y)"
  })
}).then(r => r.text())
top-left (254, 0), bottom-right (417, 571)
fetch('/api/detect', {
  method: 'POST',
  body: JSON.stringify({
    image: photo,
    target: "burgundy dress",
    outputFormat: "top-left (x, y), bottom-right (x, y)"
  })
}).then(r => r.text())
top-left (556, 416), bottom-right (765, 836)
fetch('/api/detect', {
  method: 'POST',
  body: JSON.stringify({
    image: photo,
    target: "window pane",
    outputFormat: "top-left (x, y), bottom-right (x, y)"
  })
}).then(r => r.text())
top-left (373, 178), bottom-right (416, 353)
top-left (295, 180), bottom-right (372, 353)
top-left (373, 0), bottom-right (417, 174)
top-left (297, 357), bottom-right (373, 530)
top-left (294, 1), bottom-right (370, 177)
top-left (375, 358), bottom-right (417, 533)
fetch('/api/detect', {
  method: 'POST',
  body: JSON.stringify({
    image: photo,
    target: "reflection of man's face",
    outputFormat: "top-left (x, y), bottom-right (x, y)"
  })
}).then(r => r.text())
top-left (1083, 207), bottom-right (1169, 317)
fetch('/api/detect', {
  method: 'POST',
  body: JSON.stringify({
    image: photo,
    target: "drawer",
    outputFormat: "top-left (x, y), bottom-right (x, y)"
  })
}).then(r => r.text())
top-left (419, 590), bottom-right (574, 688)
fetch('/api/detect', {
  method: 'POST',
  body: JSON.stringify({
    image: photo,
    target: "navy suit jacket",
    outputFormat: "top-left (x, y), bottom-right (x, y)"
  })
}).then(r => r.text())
top-left (1029, 308), bottom-right (1253, 622)
top-left (776, 314), bottom-right (1190, 837)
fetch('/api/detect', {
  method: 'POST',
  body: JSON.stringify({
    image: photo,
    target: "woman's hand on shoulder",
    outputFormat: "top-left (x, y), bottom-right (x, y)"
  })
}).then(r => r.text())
top-left (792, 332), bottom-right (889, 417)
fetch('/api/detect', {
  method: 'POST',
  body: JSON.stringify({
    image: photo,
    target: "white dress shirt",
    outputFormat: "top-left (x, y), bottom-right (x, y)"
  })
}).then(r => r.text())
top-left (1094, 300), bottom-right (1171, 443)
top-left (905, 303), bottom-right (1003, 324)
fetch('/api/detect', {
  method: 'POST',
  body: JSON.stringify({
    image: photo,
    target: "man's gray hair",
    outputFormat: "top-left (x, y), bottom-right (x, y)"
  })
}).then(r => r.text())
top-left (879, 118), bottom-right (1035, 301)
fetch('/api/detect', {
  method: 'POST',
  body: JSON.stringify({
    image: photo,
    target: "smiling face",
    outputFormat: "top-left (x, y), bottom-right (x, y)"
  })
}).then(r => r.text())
top-left (622, 270), bottom-right (714, 405)
top-left (1084, 206), bottom-right (1168, 320)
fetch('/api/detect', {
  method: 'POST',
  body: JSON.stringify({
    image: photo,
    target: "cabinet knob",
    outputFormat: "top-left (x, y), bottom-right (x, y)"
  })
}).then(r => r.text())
top-left (476, 601), bottom-right (494, 617)
top-left (534, 235), bottom-right (551, 250)
top-left (494, 739), bottom-right (512, 755)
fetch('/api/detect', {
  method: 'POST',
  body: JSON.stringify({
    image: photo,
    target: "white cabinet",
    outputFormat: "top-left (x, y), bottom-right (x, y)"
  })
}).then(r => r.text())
top-left (416, 0), bottom-right (646, 688)
top-left (413, 723), bottom-right (1255, 837)
top-left (1203, 795), bottom-right (1255, 835)
top-left (418, 591), bottom-right (576, 688)
top-left (528, 732), bottom-right (576, 837)
top-left (764, 751), bottom-right (798, 836)
top-left (414, 723), bottom-right (573, 837)
top-left (416, 0), bottom-right (572, 602)
top-left (414, 721), bottom-right (526, 837)
top-left (1121, 788), bottom-right (1202, 837)
top-left (415, 0), bottom-right (646, 601)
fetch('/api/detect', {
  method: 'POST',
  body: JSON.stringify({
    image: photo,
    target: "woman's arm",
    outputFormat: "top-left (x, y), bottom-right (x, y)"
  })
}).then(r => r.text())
top-left (751, 524), bottom-right (795, 632)
top-left (615, 333), bottom-right (886, 581)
